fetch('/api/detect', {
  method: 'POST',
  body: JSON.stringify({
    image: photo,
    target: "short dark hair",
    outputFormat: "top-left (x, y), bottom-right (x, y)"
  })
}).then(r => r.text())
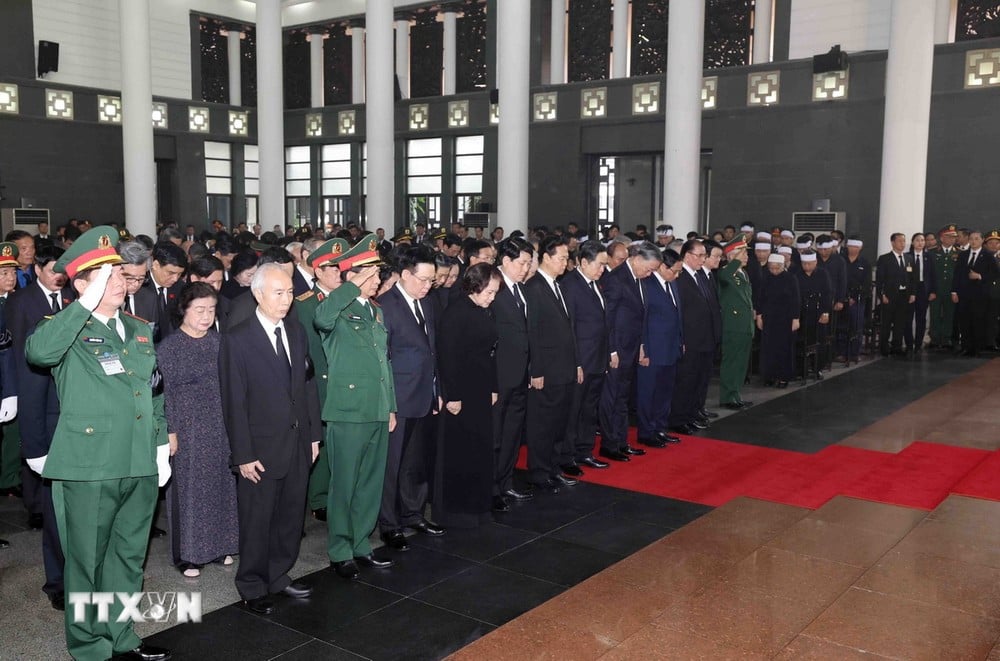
top-left (462, 262), bottom-right (501, 295)
top-left (464, 239), bottom-right (491, 258)
top-left (258, 246), bottom-right (293, 266)
top-left (703, 239), bottom-right (723, 255)
top-left (158, 227), bottom-right (183, 244)
top-left (680, 239), bottom-right (704, 257)
top-left (495, 237), bottom-right (533, 265)
top-left (395, 244), bottom-right (436, 273)
top-left (188, 255), bottom-right (225, 279)
top-left (5, 230), bottom-right (31, 242)
top-left (443, 232), bottom-right (463, 248)
top-left (576, 239), bottom-right (605, 263)
top-left (538, 235), bottom-right (568, 262)
top-left (35, 245), bottom-right (65, 268)
top-left (152, 242), bottom-right (189, 269)
top-left (230, 249), bottom-right (259, 277)
top-left (890, 232), bottom-right (905, 243)
top-left (661, 248), bottom-right (680, 268)
top-left (174, 281), bottom-right (218, 325)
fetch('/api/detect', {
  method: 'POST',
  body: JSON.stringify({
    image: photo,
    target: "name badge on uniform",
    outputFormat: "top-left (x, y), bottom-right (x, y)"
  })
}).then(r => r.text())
top-left (348, 314), bottom-right (363, 321)
top-left (97, 352), bottom-right (126, 376)
top-left (82, 336), bottom-right (105, 344)
top-left (136, 335), bottom-right (149, 343)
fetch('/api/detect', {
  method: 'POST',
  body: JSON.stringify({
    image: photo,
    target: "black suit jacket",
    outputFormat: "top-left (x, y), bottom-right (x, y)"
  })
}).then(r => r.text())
top-left (523, 273), bottom-right (577, 385)
top-left (7, 283), bottom-right (76, 459)
top-left (560, 270), bottom-right (608, 375)
top-left (219, 314), bottom-right (322, 479)
top-left (292, 268), bottom-right (311, 297)
top-left (677, 267), bottom-right (721, 351)
top-left (377, 286), bottom-right (437, 418)
top-left (141, 278), bottom-right (183, 342)
top-left (602, 263), bottom-right (646, 361)
top-left (875, 252), bottom-right (918, 299)
top-left (490, 280), bottom-right (529, 390)
top-left (222, 290), bottom-right (258, 333)
top-left (952, 249), bottom-right (997, 301)
top-left (907, 250), bottom-right (937, 298)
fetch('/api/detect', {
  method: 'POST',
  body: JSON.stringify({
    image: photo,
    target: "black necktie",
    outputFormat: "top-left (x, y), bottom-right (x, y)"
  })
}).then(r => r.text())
top-left (274, 326), bottom-right (290, 373)
top-left (158, 286), bottom-right (169, 316)
top-left (49, 292), bottom-right (60, 313)
top-left (635, 277), bottom-right (645, 305)
top-left (124, 294), bottom-right (133, 315)
top-left (970, 252), bottom-right (976, 266)
top-left (898, 255), bottom-right (904, 270)
top-left (589, 280), bottom-right (604, 309)
top-left (512, 284), bottom-right (526, 316)
top-left (695, 270), bottom-right (711, 299)
top-left (413, 299), bottom-right (426, 334)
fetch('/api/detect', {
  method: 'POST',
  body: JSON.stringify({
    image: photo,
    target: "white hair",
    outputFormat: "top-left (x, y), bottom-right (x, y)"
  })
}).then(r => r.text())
top-left (250, 262), bottom-right (290, 294)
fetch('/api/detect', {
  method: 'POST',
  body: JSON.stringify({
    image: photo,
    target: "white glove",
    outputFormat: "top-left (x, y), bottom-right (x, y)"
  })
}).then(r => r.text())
top-left (0, 396), bottom-right (16, 423)
top-left (79, 263), bottom-right (114, 311)
top-left (156, 444), bottom-right (172, 487)
top-left (27, 454), bottom-right (47, 475)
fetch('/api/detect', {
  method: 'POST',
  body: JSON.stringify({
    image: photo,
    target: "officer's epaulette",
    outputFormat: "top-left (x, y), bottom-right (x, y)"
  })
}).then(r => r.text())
top-left (296, 290), bottom-right (315, 302)
top-left (122, 310), bottom-right (150, 323)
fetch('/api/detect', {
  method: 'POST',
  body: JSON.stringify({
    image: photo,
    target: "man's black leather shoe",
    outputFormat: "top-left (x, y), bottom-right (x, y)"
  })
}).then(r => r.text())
top-left (0, 485), bottom-right (22, 498)
top-left (111, 644), bottom-right (172, 660)
top-left (622, 444), bottom-right (646, 456)
top-left (737, 400), bottom-right (753, 408)
top-left (655, 431), bottom-right (681, 444)
top-left (580, 456), bottom-right (609, 469)
top-left (331, 560), bottom-right (359, 579)
top-left (532, 479), bottom-right (562, 493)
top-left (355, 553), bottom-right (394, 568)
top-left (598, 448), bottom-right (630, 462)
top-left (637, 437), bottom-right (667, 448)
top-left (280, 581), bottom-right (312, 599)
top-left (561, 464), bottom-right (584, 477)
top-left (28, 513), bottom-right (43, 530)
top-left (503, 488), bottom-right (533, 500)
top-left (408, 519), bottom-right (445, 536)
top-left (312, 508), bottom-right (327, 522)
top-left (669, 424), bottom-right (696, 435)
top-left (492, 496), bottom-right (510, 512)
top-left (381, 530), bottom-right (410, 551)
top-left (49, 591), bottom-right (65, 611)
top-left (699, 409), bottom-right (719, 419)
top-left (690, 419), bottom-right (709, 430)
top-left (243, 596), bottom-right (274, 615)
top-left (553, 474), bottom-right (578, 487)
top-left (722, 402), bottom-right (744, 411)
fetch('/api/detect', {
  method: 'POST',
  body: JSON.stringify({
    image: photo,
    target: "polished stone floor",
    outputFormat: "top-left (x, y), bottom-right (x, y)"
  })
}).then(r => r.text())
top-left (2, 351), bottom-right (998, 660)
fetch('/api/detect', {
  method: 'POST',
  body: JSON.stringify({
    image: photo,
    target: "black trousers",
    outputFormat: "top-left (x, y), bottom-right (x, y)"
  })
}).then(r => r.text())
top-left (879, 291), bottom-right (910, 354)
top-left (907, 293), bottom-right (930, 349)
top-left (526, 381), bottom-right (574, 484)
top-left (669, 349), bottom-right (713, 427)
top-left (234, 437), bottom-right (309, 601)
top-left (565, 372), bottom-right (604, 462)
top-left (492, 382), bottom-right (527, 495)
top-left (959, 298), bottom-right (990, 355)
top-left (40, 478), bottom-right (65, 597)
top-left (599, 354), bottom-right (638, 452)
top-left (379, 413), bottom-right (432, 532)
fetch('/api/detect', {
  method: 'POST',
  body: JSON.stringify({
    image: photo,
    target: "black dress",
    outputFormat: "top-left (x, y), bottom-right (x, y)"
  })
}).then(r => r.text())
top-left (759, 271), bottom-right (801, 382)
top-left (434, 295), bottom-right (499, 527)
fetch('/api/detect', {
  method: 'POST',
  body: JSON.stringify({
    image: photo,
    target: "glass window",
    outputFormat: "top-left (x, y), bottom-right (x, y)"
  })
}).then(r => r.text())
top-left (244, 144), bottom-right (259, 196)
top-left (205, 141), bottom-right (231, 213)
top-left (285, 145), bottom-right (311, 198)
top-left (321, 142), bottom-right (352, 200)
top-left (452, 134), bottom-right (483, 220)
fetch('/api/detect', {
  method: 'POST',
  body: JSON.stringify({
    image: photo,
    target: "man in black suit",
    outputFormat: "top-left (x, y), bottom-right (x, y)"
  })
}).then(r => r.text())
top-left (376, 245), bottom-right (444, 551)
top-left (188, 255), bottom-right (230, 330)
top-left (523, 235), bottom-right (579, 491)
top-left (7, 244), bottom-right (73, 609)
top-left (875, 232), bottom-right (918, 356)
top-left (143, 242), bottom-right (188, 342)
top-left (219, 264), bottom-right (322, 615)
top-left (560, 240), bottom-right (611, 473)
top-left (490, 238), bottom-right (534, 511)
top-left (598, 241), bottom-right (663, 459)
top-left (118, 241), bottom-right (157, 321)
top-left (669, 239), bottom-right (722, 434)
top-left (951, 230), bottom-right (997, 356)
top-left (907, 232), bottom-right (937, 352)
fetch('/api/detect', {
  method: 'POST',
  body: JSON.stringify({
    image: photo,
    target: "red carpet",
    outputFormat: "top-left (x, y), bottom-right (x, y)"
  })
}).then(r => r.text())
top-left (516, 432), bottom-right (993, 511)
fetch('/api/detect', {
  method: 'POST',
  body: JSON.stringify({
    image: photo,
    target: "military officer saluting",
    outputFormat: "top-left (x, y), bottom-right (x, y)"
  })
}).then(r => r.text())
top-left (25, 226), bottom-right (171, 661)
top-left (313, 235), bottom-right (397, 579)
top-left (717, 237), bottom-right (755, 409)
top-left (295, 238), bottom-right (349, 522)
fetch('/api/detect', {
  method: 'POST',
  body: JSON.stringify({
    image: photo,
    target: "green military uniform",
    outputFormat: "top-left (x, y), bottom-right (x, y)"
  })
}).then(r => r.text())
top-left (314, 236), bottom-right (396, 563)
top-left (297, 238), bottom-right (350, 514)
top-left (929, 225), bottom-right (960, 347)
top-left (24, 227), bottom-right (168, 661)
top-left (718, 241), bottom-right (755, 406)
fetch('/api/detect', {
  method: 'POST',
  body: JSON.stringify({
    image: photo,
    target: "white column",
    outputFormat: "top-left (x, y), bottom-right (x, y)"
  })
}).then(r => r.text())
top-left (752, 0), bottom-right (773, 64)
top-left (309, 30), bottom-right (324, 108)
top-left (934, 0), bottom-right (953, 44)
top-left (118, 0), bottom-right (156, 238)
top-left (394, 15), bottom-right (410, 99)
top-left (442, 9), bottom-right (458, 95)
top-left (549, 0), bottom-right (565, 84)
top-left (497, 0), bottom-right (530, 235)
top-left (227, 27), bottom-right (242, 106)
top-left (611, 0), bottom-right (629, 78)
top-left (350, 23), bottom-right (365, 104)
top-left (878, 0), bottom-right (935, 255)
top-left (256, 0), bottom-right (285, 230)
top-left (662, 0), bottom-right (705, 237)
top-left (367, 0), bottom-right (395, 228)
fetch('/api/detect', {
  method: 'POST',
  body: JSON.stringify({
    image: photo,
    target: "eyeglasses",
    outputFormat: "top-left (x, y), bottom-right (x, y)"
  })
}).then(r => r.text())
top-left (689, 252), bottom-right (707, 259)
top-left (123, 276), bottom-right (146, 284)
top-left (408, 274), bottom-right (436, 285)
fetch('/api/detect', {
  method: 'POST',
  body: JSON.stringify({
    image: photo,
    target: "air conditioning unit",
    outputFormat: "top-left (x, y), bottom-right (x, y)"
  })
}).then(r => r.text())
top-left (1, 208), bottom-right (50, 236)
top-left (462, 211), bottom-right (496, 229)
top-left (791, 211), bottom-right (845, 233)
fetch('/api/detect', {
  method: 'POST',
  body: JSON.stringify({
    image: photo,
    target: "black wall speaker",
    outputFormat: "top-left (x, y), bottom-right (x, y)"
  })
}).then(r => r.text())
top-left (489, 88), bottom-right (499, 105)
top-left (812, 45), bottom-right (848, 74)
top-left (38, 40), bottom-right (59, 77)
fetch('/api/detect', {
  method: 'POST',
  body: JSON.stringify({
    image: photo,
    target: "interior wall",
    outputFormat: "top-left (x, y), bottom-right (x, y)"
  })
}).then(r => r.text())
top-left (788, 0), bottom-right (891, 60)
